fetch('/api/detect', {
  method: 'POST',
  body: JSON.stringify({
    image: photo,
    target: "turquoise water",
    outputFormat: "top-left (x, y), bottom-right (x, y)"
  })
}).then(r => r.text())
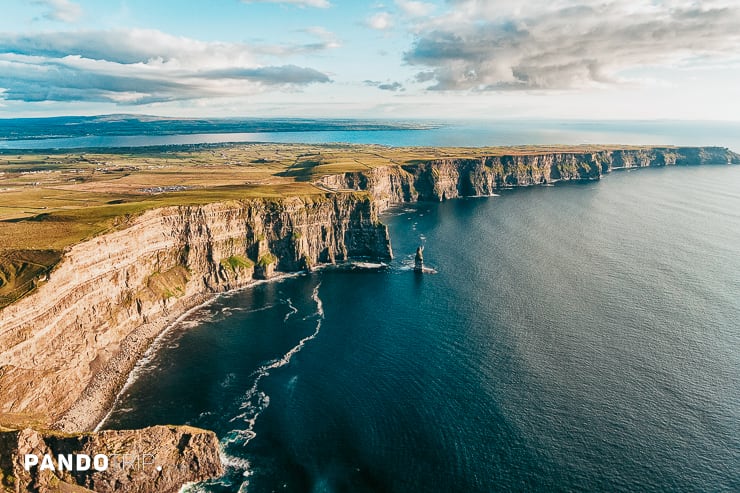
top-left (105, 165), bottom-right (740, 492)
top-left (2, 120), bottom-right (740, 150)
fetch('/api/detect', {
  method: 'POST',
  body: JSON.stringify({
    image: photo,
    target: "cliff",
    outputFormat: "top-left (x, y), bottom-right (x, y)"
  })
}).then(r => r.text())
top-left (0, 425), bottom-right (221, 493)
top-left (0, 193), bottom-right (391, 433)
top-left (317, 146), bottom-right (740, 203)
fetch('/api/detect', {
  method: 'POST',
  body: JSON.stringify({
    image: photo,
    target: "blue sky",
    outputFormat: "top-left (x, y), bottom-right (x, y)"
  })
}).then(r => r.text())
top-left (1, 0), bottom-right (739, 120)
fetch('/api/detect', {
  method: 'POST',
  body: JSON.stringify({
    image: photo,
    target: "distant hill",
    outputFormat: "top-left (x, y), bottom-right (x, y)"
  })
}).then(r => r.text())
top-left (0, 115), bottom-right (437, 141)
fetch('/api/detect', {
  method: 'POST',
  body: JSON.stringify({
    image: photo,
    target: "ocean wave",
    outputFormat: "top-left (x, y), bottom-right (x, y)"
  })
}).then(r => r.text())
top-left (283, 298), bottom-right (298, 322)
top-left (219, 372), bottom-right (237, 389)
top-left (219, 282), bottom-right (325, 482)
top-left (93, 294), bottom-right (223, 431)
top-left (221, 303), bottom-right (278, 315)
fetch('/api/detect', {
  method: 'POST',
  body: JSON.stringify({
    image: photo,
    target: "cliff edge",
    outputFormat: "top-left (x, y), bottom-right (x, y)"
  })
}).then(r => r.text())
top-left (317, 146), bottom-right (740, 203)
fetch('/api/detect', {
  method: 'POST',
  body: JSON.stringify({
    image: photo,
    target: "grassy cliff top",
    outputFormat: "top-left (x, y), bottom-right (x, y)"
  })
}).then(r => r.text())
top-left (0, 142), bottom-right (726, 307)
top-left (0, 142), bottom-right (674, 237)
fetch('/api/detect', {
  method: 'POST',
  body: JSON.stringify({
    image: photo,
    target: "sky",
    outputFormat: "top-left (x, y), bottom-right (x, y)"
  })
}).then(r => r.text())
top-left (0, 0), bottom-right (739, 120)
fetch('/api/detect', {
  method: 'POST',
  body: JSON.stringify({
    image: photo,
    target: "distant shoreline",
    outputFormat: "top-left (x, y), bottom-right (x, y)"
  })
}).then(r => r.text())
top-left (3, 118), bottom-right (740, 151)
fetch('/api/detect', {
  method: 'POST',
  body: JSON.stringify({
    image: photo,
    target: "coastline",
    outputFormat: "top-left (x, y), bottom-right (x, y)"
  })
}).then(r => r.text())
top-left (88, 269), bottom-right (315, 433)
top-left (55, 290), bottom-right (222, 432)
top-left (3, 145), bottom-right (738, 437)
top-left (84, 159), bottom-right (718, 433)
top-left (0, 192), bottom-right (392, 434)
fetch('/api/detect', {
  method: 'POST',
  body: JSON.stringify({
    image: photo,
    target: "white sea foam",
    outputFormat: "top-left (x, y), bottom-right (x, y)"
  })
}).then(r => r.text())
top-left (351, 261), bottom-right (387, 269)
top-left (220, 282), bottom-right (325, 480)
top-left (222, 303), bottom-right (278, 316)
top-left (93, 294), bottom-right (222, 431)
top-left (283, 298), bottom-right (298, 322)
top-left (219, 372), bottom-right (237, 389)
top-left (286, 375), bottom-right (299, 395)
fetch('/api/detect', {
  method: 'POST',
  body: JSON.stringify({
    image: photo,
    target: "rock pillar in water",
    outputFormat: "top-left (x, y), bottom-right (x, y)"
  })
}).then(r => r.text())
top-left (414, 246), bottom-right (424, 272)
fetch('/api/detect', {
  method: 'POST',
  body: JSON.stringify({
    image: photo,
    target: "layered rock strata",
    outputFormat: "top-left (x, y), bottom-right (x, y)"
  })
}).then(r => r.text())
top-left (317, 146), bottom-right (740, 203)
top-left (0, 194), bottom-right (391, 432)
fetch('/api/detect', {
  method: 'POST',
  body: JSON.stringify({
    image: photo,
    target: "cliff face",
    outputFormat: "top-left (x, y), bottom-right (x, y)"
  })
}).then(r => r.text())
top-left (320, 147), bottom-right (740, 203)
top-left (0, 193), bottom-right (390, 431)
top-left (316, 166), bottom-right (417, 210)
top-left (0, 425), bottom-right (221, 493)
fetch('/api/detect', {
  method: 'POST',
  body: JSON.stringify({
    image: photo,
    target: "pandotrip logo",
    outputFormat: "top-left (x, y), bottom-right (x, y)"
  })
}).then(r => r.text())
top-left (23, 452), bottom-right (161, 473)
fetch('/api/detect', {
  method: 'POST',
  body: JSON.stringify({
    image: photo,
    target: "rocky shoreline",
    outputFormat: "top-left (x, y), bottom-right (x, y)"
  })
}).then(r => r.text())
top-left (0, 195), bottom-right (392, 427)
top-left (56, 291), bottom-right (219, 433)
top-left (0, 193), bottom-right (391, 491)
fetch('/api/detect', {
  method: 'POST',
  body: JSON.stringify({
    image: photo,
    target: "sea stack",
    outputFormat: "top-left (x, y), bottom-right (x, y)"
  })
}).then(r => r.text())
top-left (414, 246), bottom-right (424, 272)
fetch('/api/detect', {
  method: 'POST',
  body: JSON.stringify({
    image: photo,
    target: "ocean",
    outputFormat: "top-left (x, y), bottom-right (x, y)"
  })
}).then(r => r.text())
top-left (103, 164), bottom-right (740, 492)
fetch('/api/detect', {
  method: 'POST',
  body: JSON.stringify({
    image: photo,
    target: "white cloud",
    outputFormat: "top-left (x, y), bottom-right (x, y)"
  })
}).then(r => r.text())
top-left (250, 27), bottom-right (341, 56)
top-left (33, 0), bottom-right (82, 23)
top-left (395, 0), bottom-right (435, 17)
top-left (366, 12), bottom-right (393, 30)
top-left (241, 0), bottom-right (331, 8)
top-left (0, 29), bottom-right (331, 104)
top-left (364, 80), bottom-right (405, 91)
top-left (299, 27), bottom-right (341, 50)
top-left (405, 0), bottom-right (740, 90)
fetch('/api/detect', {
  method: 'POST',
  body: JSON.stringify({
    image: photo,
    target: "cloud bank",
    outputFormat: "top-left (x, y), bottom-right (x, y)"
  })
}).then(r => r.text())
top-left (404, 0), bottom-right (740, 91)
top-left (366, 12), bottom-right (393, 31)
top-left (0, 29), bottom-right (331, 104)
top-left (395, 0), bottom-right (435, 18)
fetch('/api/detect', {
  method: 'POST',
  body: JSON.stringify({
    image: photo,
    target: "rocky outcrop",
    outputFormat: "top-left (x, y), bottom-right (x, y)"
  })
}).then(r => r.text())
top-left (321, 147), bottom-right (740, 203)
top-left (0, 193), bottom-right (390, 432)
top-left (414, 246), bottom-right (424, 272)
top-left (0, 425), bottom-right (221, 493)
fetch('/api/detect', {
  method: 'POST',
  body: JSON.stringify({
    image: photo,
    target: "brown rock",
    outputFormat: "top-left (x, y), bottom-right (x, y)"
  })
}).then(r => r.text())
top-left (0, 425), bottom-right (222, 493)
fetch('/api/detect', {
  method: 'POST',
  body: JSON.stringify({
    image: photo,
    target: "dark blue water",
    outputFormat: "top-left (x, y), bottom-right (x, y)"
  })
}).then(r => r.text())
top-left (2, 120), bottom-right (740, 151)
top-left (105, 165), bottom-right (740, 492)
